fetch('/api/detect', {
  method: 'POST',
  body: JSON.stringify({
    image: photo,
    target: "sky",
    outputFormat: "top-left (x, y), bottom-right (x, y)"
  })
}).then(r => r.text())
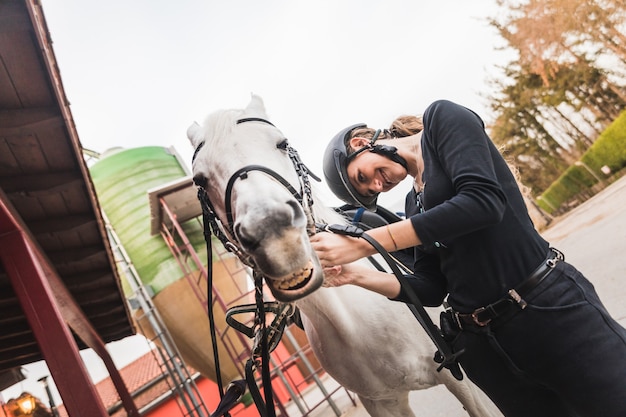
top-left (40, 0), bottom-right (512, 208)
top-left (2, 0), bottom-right (512, 409)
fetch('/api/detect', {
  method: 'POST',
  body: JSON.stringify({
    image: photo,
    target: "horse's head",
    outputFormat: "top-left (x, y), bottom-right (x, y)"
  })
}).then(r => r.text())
top-left (188, 94), bottom-right (324, 302)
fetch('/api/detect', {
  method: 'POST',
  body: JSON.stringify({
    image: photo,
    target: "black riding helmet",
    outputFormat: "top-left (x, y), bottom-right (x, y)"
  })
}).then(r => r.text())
top-left (323, 123), bottom-right (409, 211)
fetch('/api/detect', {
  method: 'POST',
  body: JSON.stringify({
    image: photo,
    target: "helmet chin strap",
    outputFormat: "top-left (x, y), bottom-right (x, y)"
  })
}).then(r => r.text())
top-left (369, 130), bottom-right (408, 170)
top-left (347, 129), bottom-right (409, 170)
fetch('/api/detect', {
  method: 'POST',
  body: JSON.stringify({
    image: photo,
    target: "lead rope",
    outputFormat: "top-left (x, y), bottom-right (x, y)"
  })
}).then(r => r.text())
top-left (198, 189), bottom-right (270, 417)
top-left (198, 188), bottom-right (231, 417)
top-left (252, 271), bottom-right (276, 417)
top-left (198, 187), bottom-right (277, 417)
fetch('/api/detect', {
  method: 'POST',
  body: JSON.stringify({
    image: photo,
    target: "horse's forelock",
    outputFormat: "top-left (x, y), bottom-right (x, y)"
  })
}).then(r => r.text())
top-left (201, 108), bottom-right (245, 145)
top-left (197, 96), bottom-right (268, 147)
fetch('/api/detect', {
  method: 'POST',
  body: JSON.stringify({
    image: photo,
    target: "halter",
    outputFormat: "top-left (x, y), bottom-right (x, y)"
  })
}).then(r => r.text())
top-left (193, 116), bottom-right (320, 417)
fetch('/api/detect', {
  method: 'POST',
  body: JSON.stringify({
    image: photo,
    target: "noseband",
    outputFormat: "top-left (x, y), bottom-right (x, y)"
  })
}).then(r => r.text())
top-left (193, 117), bottom-right (319, 268)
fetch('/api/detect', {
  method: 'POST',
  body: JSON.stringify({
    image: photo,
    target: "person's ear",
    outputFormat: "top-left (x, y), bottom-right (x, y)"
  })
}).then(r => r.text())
top-left (349, 136), bottom-right (370, 150)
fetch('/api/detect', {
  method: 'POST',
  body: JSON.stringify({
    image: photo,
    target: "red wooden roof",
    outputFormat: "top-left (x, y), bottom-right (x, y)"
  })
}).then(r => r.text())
top-left (56, 352), bottom-right (193, 417)
top-left (96, 353), bottom-right (166, 411)
top-left (0, 0), bottom-right (134, 371)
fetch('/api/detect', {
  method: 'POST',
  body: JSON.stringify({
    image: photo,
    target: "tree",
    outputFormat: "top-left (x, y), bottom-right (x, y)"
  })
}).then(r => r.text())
top-left (486, 0), bottom-right (626, 193)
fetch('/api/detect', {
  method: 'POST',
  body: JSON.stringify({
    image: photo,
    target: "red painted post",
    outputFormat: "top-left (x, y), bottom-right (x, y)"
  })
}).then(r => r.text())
top-left (0, 201), bottom-right (109, 417)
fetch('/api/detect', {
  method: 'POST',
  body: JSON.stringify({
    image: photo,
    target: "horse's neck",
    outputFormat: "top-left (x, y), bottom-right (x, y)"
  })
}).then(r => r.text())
top-left (296, 284), bottom-right (378, 334)
top-left (311, 194), bottom-right (345, 226)
top-left (296, 194), bottom-right (401, 330)
top-left (295, 259), bottom-right (399, 331)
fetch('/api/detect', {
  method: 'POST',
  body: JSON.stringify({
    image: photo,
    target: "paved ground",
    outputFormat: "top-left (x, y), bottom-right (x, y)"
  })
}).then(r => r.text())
top-left (298, 175), bottom-right (626, 417)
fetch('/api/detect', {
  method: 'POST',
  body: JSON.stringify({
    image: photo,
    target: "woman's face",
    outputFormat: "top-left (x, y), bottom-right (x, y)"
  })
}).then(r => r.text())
top-left (346, 145), bottom-right (408, 198)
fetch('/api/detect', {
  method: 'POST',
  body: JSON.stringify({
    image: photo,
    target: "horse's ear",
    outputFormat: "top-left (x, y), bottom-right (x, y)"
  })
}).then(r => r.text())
top-left (246, 94), bottom-right (267, 117)
top-left (187, 122), bottom-right (202, 146)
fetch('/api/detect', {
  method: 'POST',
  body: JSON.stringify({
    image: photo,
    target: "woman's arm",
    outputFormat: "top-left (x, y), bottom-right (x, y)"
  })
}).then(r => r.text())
top-left (323, 263), bottom-right (401, 298)
top-left (411, 100), bottom-right (507, 246)
top-left (323, 259), bottom-right (447, 306)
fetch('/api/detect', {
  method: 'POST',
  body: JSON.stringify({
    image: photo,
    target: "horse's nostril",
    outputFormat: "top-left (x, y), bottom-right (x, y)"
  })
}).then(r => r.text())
top-left (193, 174), bottom-right (207, 188)
top-left (287, 200), bottom-right (306, 226)
top-left (234, 223), bottom-right (258, 250)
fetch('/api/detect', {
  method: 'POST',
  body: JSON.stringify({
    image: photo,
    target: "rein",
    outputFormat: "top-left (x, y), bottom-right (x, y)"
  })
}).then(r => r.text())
top-left (320, 223), bottom-right (465, 381)
top-left (194, 117), bottom-right (319, 417)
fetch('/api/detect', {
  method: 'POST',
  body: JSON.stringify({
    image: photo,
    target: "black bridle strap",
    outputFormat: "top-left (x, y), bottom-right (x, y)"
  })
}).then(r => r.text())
top-left (191, 141), bottom-right (204, 163)
top-left (360, 233), bottom-right (465, 381)
top-left (236, 117), bottom-right (275, 126)
top-left (224, 165), bottom-right (303, 234)
top-left (198, 189), bottom-right (231, 416)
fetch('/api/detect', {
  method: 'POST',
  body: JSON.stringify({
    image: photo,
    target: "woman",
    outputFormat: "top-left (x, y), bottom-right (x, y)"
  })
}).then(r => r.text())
top-left (311, 99), bottom-right (626, 417)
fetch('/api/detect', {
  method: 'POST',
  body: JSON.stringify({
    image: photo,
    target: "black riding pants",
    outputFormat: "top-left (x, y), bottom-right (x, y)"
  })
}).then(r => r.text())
top-left (451, 261), bottom-right (626, 417)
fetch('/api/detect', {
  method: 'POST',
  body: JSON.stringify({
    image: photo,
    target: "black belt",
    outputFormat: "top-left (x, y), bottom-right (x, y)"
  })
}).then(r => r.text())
top-left (454, 248), bottom-right (564, 328)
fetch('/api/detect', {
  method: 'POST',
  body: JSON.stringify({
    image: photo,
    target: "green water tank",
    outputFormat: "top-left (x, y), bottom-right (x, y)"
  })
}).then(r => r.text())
top-left (89, 146), bottom-right (206, 295)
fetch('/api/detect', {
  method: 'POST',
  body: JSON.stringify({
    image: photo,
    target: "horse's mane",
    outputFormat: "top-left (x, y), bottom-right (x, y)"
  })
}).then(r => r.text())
top-left (311, 183), bottom-right (347, 226)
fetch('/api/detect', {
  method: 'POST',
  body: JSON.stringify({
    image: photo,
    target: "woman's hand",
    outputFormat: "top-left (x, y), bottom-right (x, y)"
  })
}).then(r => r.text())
top-left (322, 265), bottom-right (352, 287)
top-left (322, 263), bottom-right (402, 298)
top-left (310, 231), bottom-right (373, 267)
top-left (321, 263), bottom-right (369, 287)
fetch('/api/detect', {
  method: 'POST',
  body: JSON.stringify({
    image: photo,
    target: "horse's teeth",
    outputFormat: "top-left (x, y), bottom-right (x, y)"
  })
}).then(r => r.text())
top-left (275, 263), bottom-right (313, 290)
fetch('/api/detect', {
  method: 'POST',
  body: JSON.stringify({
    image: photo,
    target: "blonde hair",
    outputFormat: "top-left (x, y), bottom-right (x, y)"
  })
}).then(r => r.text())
top-left (389, 115), bottom-right (423, 137)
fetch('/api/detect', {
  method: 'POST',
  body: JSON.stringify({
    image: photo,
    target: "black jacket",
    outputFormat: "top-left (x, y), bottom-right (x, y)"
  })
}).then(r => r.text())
top-left (395, 100), bottom-right (549, 312)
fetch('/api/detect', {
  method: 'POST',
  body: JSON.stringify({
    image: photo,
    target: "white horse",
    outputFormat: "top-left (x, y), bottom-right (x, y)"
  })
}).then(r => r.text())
top-left (187, 95), bottom-right (502, 417)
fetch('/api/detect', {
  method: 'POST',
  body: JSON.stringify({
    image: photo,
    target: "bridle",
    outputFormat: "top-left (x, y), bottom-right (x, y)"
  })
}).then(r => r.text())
top-left (192, 117), bottom-right (320, 417)
top-left (193, 117), bottom-right (319, 267)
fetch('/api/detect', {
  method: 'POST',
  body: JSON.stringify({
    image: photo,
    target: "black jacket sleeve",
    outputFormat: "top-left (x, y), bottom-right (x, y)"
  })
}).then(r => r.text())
top-left (410, 100), bottom-right (507, 247)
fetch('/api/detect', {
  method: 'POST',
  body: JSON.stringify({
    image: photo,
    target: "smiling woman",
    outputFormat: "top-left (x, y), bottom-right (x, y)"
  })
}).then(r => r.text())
top-left (314, 99), bottom-right (626, 417)
top-left (325, 124), bottom-right (422, 210)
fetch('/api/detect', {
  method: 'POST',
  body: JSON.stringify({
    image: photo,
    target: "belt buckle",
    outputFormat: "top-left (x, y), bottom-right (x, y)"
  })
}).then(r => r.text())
top-left (471, 307), bottom-right (491, 327)
top-left (547, 247), bottom-right (564, 267)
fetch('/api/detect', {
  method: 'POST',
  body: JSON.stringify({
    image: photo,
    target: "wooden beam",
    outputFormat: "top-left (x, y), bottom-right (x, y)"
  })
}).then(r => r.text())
top-left (28, 213), bottom-right (95, 234)
top-left (0, 0), bottom-right (31, 34)
top-left (45, 244), bottom-right (104, 264)
top-left (2, 172), bottom-right (82, 194)
top-left (0, 107), bottom-right (64, 136)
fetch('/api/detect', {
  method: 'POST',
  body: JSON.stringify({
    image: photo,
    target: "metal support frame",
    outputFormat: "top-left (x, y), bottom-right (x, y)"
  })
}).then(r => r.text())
top-left (104, 212), bottom-right (210, 417)
top-left (158, 198), bottom-right (253, 377)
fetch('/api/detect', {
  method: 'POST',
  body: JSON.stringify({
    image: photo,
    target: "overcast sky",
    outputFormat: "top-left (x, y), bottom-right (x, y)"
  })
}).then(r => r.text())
top-left (2, 0), bottom-right (512, 407)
